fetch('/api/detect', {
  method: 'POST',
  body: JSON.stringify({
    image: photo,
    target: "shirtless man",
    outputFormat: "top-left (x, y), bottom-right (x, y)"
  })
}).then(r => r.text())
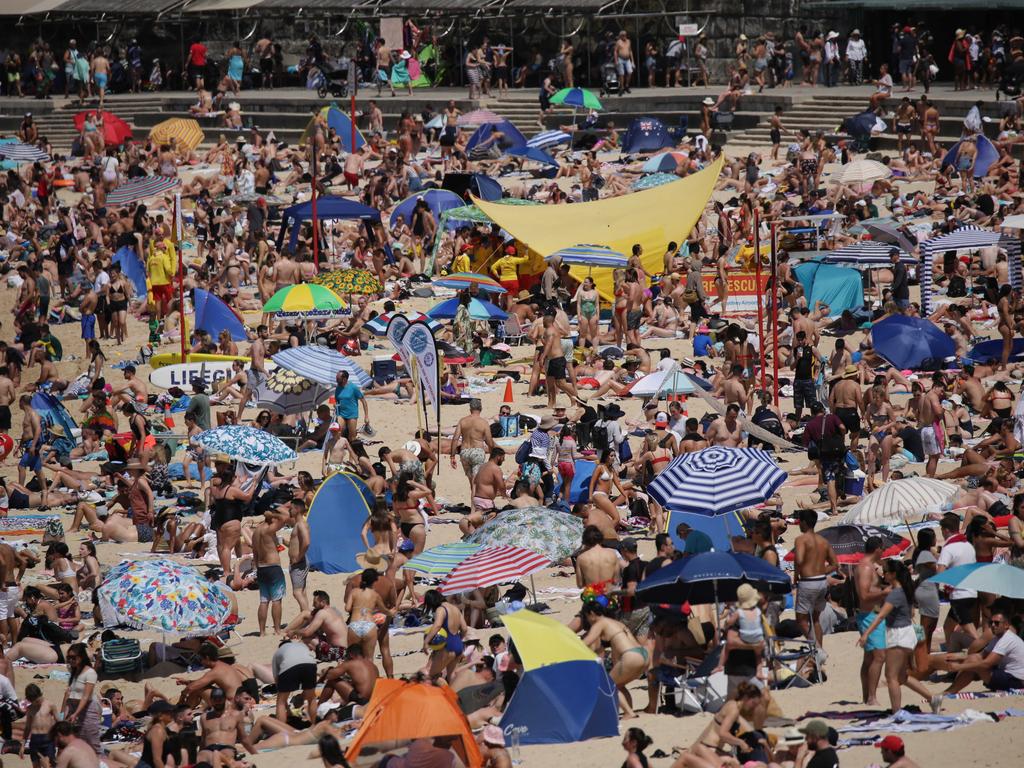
top-left (894, 97), bottom-right (917, 153)
top-left (829, 365), bottom-right (864, 449)
top-left (298, 590), bottom-right (349, 663)
top-left (17, 393), bottom-right (48, 509)
top-left (287, 499), bottom-right (310, 616)
top-left (919, 373), bottom-right (945, 477)
top-left (253, 508), bottom-right (287, 636)
top-left (318, 643), bottom-right (379, 706)
top-left (273, 251), bottom-right (300, 290)
top-left (705, 404), bottom-right (744, 447)
top-left (78, 288), bottom-right (97, 359)
top-left (0, 367), bottom-right (14, 436)
top-left (539, 315), bottom-right (582, 409)
top-left (625, 270), bottom-right (645, 348)
top-left (574, 524), bottom-right (622, 587)
top-left (678, 417), bottom-right (709, 453)
top-left (451, 399), bottom-right (495, 500)
top-left (177, 643), bottom-right (252, 706)
top-left (343, 148), bottom-right (366, 190)
top-left (614, 31), bottom-right (635, 94)
top-left (829, 339), bottom-right (852, 376)
top-left (956, 365), bottom-right (986, 412)
top-left (0, 542), bottom-right (32, 643)
top-left (921, 99), bottom-right (940, 156)
top-left (91, 50), bottom-right (110, 109)
top-left (793, 508), bottom-right (839, 652)
top-left (110, 364), bottom-right (147, 408)
top-left (237, 325), bottom-right (269, 421)
top-left (53, 721), bottom-right (99, 768)
top-left (198, 687), bottom-right (252, 765)
top-left (854, 537), bottom-right (889, 705)
top-left (461, 448), bottom-right (508, 535)
top-left (715, 364), bottom-right (750, 411)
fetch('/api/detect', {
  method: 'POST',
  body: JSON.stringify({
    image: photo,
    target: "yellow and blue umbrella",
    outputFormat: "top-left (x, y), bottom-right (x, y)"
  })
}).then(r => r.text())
top-left (262, 283), bottom-right (348, 319)
top-left (545, 244), bottom-right (626, 269)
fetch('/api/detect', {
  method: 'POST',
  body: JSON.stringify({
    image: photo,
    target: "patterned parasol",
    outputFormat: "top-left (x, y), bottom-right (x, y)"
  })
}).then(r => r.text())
top-left (194, 424), bottom-right (296, 466)
top-left (255, 368), bottom-right (332, 415)
top-left (311, 268), bottom-right (383, 295)
top-left (466, 506), bottom-right (584, 562)
top-left (262, 283), bottom-right (348, 319)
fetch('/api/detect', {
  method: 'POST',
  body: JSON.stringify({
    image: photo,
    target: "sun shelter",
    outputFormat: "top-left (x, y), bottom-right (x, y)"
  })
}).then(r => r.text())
top-left (276, 195), bottom-right (386, 255)
top-left (621, 116), bottom-right (675, 154)
top-left (193, 288), bottom-right (247, 342)
top-left (919, 225), bottom-right (1022, 313)
top-left (791, 260), bottom-right (864, 316)
top-left (300, 105), bottom-right (366, 154)
top-left (306, 472), bottom-right (375, 574)
top-left (346, 679), bottom-right (483, 767)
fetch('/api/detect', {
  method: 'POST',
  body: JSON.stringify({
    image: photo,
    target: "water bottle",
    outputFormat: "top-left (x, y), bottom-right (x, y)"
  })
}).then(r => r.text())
top-left (510, 730), bottom-right (521, 764)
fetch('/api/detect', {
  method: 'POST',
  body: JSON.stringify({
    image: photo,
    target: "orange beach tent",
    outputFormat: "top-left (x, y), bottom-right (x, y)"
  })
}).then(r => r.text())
top-left (345, 679), bottom-right (483, 767)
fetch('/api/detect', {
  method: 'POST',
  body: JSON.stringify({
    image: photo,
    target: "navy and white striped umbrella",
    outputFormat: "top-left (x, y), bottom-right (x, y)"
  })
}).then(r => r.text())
top-left (546, 244), bottom-right (627, 269)
top-left (648, 447), bottom-right (787, 515)
top-left (106, 175), bottom-right (179, 206)
top-left (527, 130), bottom-right (571, 150)
top-left (271, 346), bottom-right (372, 389)
top-left (823, 240), bottom-right (914, 266)
top-left (0, 142), bottom-right (49, 163)
top-left (364, 311), bottom-right (442, 337)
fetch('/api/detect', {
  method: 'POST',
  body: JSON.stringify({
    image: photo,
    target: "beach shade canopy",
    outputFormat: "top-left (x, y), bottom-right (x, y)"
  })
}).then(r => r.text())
top-left (551, 87), bottom-right (603, 111)
top-left (457, 109), bottom-right (505, 127)
top-left (433, 271), bottom-right (507, 294)
top-left (926, 562), bottom-right (1024, 599)
top-left (193, 288), bottom-right (247, 342)
top-left (784, 524), bottom-right (910, 564)
top-left (842, 110), bottom-right (880, 139)
top-left (528, 130), bottom-right (572, 150)
top-left (272, 346), bottom-right (372, 388)
top-left (195, 424), bottom-right (296, 466)
top-left (389, 189), bottom-right (464, 230)
top-left (276, 195), bottom-right (384, 252)
top-left (633, 172), bottom-right (680, 191)
top-left (74, 110), bottom-right (133, 146)
top-left (112, 245), bottom-right (148, 299)
top-left (30, 391), bottom-right (78, 452)
top-left (149, 117), bottom-right (204, 153)
top-left (466, 506), bottom-right (584, 562)
top-left (840, 477), bottom-right (960, 527)
top-left (106, 175), bottom-right (179, 206)
top-left (546, 244), bottom-right (627, 269)
top-left (823, 241), bottom-right (914, 266)
top-left (642, 151), bottom-right (688, 173)
top-left (792, 260), bottom-right (864, 316)
top-left (0, 141), bottom-right (49, 162)
top-left (942, 134), bottom-right (1000, 178)
top-left (402, 541), bottom-right (486, 576)
top-left (440, 546), bottom-right (550, 595)
top-left (871, 314), bottom-right (956, 370)
top-left (628, 367), bottom-right (698, 397)
top-left (307, 472), bottom-right (376, 574)
top-left (301, 105), bottom-right (366, 154)
top-left (636, 550), bottom-right (792, 605)
top-left (428, 296), bottom-right (508, 322)
top-left (648, 447), bottom-right (787, 515)
top-left (967, 338), bottom-right (1024, 365)
top-left (466, 120), bottom-right (527, 152)
top-left (621, 116), bottom-right (675, 154)
top-left (311, 268), bottom-right (383, 296)
top-left (504, 144), bottom-right (559, 167)
top-left (365, 311), bottom-right (443, 337)
top-left (347, 679), bottom-right (482, 766)
top-left (499, 610), bottom-right (618, 745)
top-left (255, 368), bottom-right (331, 415)
top-left (835, 158), bottom-right (891, 186)
top-left (668, 510), bottom-right (746, 553)
top-left (97, 558), bottom-right (235, 637)
top-left (262, 283), bottom-right (347, 319)
top-left (442, 172), bottom-right (503, 202)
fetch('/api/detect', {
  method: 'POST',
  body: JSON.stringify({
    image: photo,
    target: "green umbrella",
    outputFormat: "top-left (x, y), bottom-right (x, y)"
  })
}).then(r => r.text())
top-left (550, 87), bottom-right (603, 111)
top-left (465, 506), bottom-right (584, 562)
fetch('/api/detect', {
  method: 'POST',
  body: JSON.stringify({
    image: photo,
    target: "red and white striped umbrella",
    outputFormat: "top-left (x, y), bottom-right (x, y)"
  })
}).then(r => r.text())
top-left (439, 546), bottom-right (550, 596)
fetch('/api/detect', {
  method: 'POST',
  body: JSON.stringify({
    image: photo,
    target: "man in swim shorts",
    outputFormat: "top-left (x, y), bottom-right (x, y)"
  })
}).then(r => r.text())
top-left (450, 398), bottom-right (495, 499)
top-left (253, 509), bottom-right (287, 636)
top-left (793, 508), bottom-right (839, 653)
top-left (460, 448), bottom-right (508, 536)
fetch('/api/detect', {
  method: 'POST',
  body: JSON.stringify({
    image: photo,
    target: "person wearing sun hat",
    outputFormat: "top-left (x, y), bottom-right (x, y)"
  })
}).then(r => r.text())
top-left (829, 363), bottom-right (863, 449)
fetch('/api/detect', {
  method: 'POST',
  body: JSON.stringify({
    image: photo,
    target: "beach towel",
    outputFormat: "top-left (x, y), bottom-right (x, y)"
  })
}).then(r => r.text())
top-left (0, 515), bottom-right (60, 536)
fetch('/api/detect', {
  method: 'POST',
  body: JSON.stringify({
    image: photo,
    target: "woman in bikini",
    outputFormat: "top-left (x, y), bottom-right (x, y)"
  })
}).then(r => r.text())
top-left (394, 475), bottom-right (433, 557)
top-left (997, 285), bottom-right (1016, 369)
top-left (984, 380), bottom-right (1015, 420)
top-left (588, 449), bottom-right (628, 530)
top-left (631, 433), bottom-right (674, 533)
top-left (673, 682), bottom-right (765, 768)
top-left (580, 601), bottom-right (647, 719)
top-left (612, 269), bottom-right (628, 347)
top-left (76, 541), bottom-right (101, 590)
top-left (575, 276), bottom-right (601, 351)
top-left (344, 569), bottom-right (391, 660)
top-left (361, 499), bottom-right (398, 559)
top-left (423, 589), bottom-right (466, 681)
top-left (107, 267), bottom-right (131, 346)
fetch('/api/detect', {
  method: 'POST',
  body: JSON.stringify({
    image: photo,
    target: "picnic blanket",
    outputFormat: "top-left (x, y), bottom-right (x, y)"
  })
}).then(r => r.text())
top-left (0, 514), bottom-right (60, 536)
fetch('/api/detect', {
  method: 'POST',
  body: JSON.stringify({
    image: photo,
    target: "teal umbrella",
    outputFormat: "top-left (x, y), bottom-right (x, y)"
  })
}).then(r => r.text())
top-left (926, 563), bottom-right (1024, 599)
top-left (402, 542), bottom-right (485, 576)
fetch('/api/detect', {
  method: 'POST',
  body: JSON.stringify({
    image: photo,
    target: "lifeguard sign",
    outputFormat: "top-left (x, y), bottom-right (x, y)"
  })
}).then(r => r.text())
top-left (678, 23), bottom-right (699, 37)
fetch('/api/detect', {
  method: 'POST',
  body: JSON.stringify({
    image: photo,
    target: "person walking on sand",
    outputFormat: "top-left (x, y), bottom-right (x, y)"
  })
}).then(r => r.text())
top-left (855, 536), bottom-right (889, 706)
top-left (450, 398), bottom-right (495, 501)
top-left (793, 508), bottom-right (838, 655)
top-left (253, 508), bottom-right (288, 636)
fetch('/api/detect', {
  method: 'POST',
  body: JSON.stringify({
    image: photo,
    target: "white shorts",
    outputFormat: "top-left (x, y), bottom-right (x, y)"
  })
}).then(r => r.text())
top-left (0, 585), bottom-right (19, 621)
top-left (921, 426), bottom-right (941, 457)
top-left (885, 625), bottom-right (918, 650)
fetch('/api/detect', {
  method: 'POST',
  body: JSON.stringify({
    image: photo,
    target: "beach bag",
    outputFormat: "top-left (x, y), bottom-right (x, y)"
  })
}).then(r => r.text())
top-left (499, 414), bottom-right (520, 438)
top-left (681, 288), bottom-right (699, 305)
top-left (818, 417), bottom-right (846, 462)
top-left (946, 275), bottom-right (967, 298)
top-left (101, 638), bottom-right (143, 676)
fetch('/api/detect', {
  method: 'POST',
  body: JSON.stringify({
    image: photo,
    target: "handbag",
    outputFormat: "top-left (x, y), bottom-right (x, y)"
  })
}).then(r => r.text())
top-left (681, 288), bottom-right (699, 305)
top-left (618, 438), bottom-right (633, 463)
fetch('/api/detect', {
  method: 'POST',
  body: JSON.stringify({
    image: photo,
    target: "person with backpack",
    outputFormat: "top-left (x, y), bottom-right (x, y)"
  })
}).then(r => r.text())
top-left (592, 404), bottom-right (627, 471)
top-left (749, 391), bottom-right (787, 450)
top-left (802, 402), bottom-right (847, 516)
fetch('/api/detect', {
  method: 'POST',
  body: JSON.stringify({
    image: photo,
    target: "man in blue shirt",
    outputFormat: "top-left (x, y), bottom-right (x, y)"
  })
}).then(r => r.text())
top-left (334, 369), bottom-right (370, 441)
top-left (676, 521), bottom-right (714, 555)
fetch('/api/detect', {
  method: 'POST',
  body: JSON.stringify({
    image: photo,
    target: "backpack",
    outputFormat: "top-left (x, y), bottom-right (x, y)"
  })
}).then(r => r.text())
top-left (590, 421), bottom-right (610, 453)
top-left (946, 274), bottom-right (967, 298)
top-left (818, 416), bottom-right (846, 462)
top-left (100, 638), bottom-right (144, 677)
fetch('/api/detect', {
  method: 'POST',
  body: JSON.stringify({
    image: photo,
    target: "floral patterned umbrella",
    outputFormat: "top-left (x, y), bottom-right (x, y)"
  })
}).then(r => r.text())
top-left (98, 558), bottom-right (235, 637)
top-left (194, 424), bottom-right (296, 466)
top-left (312, 268), bottom-right (383, 296)
top-left (466, 506), bottom-right (584, 562)
top-left (255, 368), bottom-right (331, 415)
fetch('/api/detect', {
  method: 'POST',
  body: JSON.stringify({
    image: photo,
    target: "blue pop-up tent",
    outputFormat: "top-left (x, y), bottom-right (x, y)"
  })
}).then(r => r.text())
top-left (307, 472), bottom-right (376, 573)
top-left (792, 260), bottom-right (864, 316)
top-left (621, 116), bottom-right (674, 154)
top-left (466, 120), bottom-right (527, 152)
top-left (389, 189), bottom-right (463, 230)
top-left (276, 196), bottom-right (387, 255)
top-left (113, 246), bottom-right (147, 299)
top-left (871, 314), bottom-right (956, 370)
top-left (942, 135), bottom-right (1000, 179)
top-left (193, 288), bottom-right (247, 342)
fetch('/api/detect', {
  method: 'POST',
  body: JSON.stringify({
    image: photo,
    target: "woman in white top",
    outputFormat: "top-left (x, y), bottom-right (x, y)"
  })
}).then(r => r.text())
top-left (62, 642), bottom-right (102, 752)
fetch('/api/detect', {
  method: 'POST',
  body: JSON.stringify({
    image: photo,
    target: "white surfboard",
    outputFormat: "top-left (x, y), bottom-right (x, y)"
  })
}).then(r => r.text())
top-left (149, 361), bottom-right (238, 390)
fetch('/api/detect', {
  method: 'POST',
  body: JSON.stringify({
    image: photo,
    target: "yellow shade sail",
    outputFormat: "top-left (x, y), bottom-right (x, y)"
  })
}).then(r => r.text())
top-left (502, 608), bottom-right (598, 671)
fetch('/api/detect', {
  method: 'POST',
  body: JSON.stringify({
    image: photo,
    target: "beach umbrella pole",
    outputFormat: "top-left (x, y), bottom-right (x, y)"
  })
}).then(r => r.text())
top-left (770, 222), bottom-right (780, 407)
top-left (530, 574), bottom-right (537, 605)
top-left (754, 210), bottom-right (767, 392)
top-left (174, 193), bottom-right (188, 364)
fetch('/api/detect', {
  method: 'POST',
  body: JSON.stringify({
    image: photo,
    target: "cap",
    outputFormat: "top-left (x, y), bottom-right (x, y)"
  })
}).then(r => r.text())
top-left (619, 537), bottom-right (638, 552)
top-left (328, 422), bottom-right (342, 432)
top-left (876, 736), bottom-right (904, 752)
top-left (800, 720), bottom-right (829, 739)
top-left (316, 702), bottom-right (341, 719)
top-left (654, 411), bottom-right (669, 428)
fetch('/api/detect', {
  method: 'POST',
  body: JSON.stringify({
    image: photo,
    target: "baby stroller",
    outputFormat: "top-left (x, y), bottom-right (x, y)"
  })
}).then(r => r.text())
top-left (995, 59), bottom-right (1024, 101)
top-left (316, 65), bottom-right (351, 98)
top-left (598, 60), bottom-right (619, 97)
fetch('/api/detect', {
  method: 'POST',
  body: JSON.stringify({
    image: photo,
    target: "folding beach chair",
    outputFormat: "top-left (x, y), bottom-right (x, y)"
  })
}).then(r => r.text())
top-left (657, 644), bottom-right (728, 714)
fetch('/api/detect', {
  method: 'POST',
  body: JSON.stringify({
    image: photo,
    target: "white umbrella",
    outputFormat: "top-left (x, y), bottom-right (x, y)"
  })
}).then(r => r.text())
top-left (999, 214), bottom-right (1024, 230)
top-left (836, 159), bottom-right (891, 186)
top-left (629, 366), bottom-right (698, 397)
top-left (840, 477), bottom-right (959, 527)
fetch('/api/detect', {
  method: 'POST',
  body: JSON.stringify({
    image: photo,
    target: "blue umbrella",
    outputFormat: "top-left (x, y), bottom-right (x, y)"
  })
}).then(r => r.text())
top-left (195, 425), bottom-right (296, 466)
top-left (668, 511), bottom-right (747, 553)
top-left (428, 296), bottom-right (508, 322)
top-left (546, 244), bottom-right (627, 269)
top-left (871, 315), bottom-right (956, 371)
top-left (527, 130), bottom-right (572, 150)
top-left (272, 346), bottom-right (372, 388)
top-left (648, 447), bottom-right (787, 515)
top-left (388, 189), bottom-right (464, 230)
top-left (926, 563), bottom-right (1024, 599)
top-left (636, 551), bottom-right (792, 605)
top-left (505, 145), bottom-right (559, 168)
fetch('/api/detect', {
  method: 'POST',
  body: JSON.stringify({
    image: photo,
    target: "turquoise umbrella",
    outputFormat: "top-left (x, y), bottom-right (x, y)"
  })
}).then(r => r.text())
top-left (402, 542), bottom-right (485, 576)
top-left (926, 563), bottom-right (1024, 599)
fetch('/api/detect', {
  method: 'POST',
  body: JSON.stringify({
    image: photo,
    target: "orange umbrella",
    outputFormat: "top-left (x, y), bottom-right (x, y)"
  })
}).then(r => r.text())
top-left (73, 110), bottom-right (133, 146)
top-left (346, 679), bottom-right (482, 767)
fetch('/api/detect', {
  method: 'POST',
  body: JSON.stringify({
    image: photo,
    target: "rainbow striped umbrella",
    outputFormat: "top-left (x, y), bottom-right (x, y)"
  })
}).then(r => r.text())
top-left (433, 272), bottom-right (506, 294)
top-left (106, 175), bottom-right (179, 206)
top-left (262, 283), bottom-right (348, 319)
top-left (149, 117), bottom-right (204, 153)
top-left (402, 541), bottom-right (485, 576)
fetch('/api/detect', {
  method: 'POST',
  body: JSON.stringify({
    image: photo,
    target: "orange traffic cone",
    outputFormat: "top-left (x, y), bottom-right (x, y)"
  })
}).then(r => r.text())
top-left (503, 378), bottom-right (514, 404)
top-left (163, 404), bottom-right (175, 429)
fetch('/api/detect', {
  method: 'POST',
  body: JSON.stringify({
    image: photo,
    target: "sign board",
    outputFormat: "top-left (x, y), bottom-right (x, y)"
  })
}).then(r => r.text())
top-left (678, 23), bottom-right (700, 37)
top-left (700, 271), bottom-right (772, 315)
top-left (380, 17), bottom-right (404, 51)
top-left (150, 362), bottom-right (236, 390)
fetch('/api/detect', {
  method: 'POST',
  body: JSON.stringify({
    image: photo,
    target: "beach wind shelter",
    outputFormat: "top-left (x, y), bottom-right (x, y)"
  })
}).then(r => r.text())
top-left (475, 156), bottom-right (722, 300)
top-left (301, 105), bottom-right (366, 154)
top-left (306, 472), bottom-right (375, 573)
top-left (919, 226), bottom-right (1022, 314)
top-left (499, 610), bottom-right (618, 745)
